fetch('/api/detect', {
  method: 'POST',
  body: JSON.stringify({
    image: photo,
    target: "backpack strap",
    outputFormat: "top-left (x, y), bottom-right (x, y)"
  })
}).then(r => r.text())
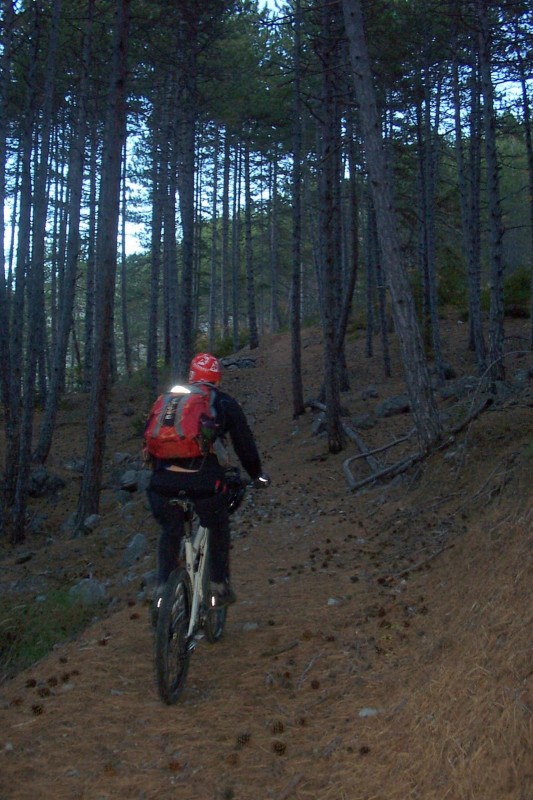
top-left (149, 393), bottom-right (177, 439)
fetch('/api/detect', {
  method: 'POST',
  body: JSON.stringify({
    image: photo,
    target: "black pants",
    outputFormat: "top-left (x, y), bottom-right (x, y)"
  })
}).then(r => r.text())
top-left (147, 464), bottom-right (230, 585)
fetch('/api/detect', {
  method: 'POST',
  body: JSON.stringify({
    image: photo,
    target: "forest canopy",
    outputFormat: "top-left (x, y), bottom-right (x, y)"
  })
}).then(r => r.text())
top-left (0, 0), bottom-right (532, 542)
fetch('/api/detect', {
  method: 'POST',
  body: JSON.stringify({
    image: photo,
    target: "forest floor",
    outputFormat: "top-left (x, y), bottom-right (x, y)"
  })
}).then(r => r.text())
top-left (0, 313), bottom-right (533, 800)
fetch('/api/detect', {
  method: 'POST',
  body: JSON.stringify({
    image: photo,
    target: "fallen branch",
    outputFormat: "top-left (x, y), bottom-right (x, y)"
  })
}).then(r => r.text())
top-left (297, 651), bottom-right (323, 689)
top-left (307, 399), bottom-right (382, 473)
top-left (346, 396), bottom-right (494, 492)
top-left (308, 394), bottom-right (494, 491)
top-left (342, 429), bottom-right (416, 489)
top-left (347, 452), bottom-right (422, 492)
top-left (387, 543), bottom-right (456, 578)
top-left (448, 395), bottom-right (493, 438)
top-left (347, 428), bottom-right (416, 460)
top-left (260, 641), bottom-right (299, 658)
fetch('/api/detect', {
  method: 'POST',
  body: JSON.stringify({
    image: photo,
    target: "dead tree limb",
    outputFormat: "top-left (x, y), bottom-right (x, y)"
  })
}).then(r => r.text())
top-left (342, 428), bottom-right (417, 488)
top-left (307, 399), bottom-right (382, 473)
top-left (311, 395), bottom-right (494, 491)
top-left (448, 395), bottom-right (493, 437)
top-left (346, 452), bottom-right (422, 492)
top-left (346, 396), bottom-right (494, 491)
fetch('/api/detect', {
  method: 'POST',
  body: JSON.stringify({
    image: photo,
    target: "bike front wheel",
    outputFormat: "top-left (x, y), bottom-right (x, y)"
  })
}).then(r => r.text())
top-left (154, 568), bottom-right (192, 704)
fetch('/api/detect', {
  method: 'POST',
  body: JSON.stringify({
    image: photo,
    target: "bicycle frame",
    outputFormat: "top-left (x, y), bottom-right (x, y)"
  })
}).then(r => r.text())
top-left (168, 498), bottom-right (211, 643)
top-left (154, 470), bottom-right (246, 704)
top-left (183, 517), bottom-right (209, 641)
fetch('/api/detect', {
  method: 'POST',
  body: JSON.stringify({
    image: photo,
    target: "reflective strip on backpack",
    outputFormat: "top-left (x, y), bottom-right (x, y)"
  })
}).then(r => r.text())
top-left (149, 393), bottom-right (179, 439)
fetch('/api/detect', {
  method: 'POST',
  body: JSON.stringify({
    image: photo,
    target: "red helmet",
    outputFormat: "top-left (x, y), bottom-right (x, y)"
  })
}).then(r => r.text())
top-left (188, 353), bottom-right (222, 384)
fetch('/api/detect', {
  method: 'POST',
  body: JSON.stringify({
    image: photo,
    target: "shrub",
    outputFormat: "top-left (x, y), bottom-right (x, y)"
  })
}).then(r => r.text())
top-left (0, 590), bottom-right (97, 680)
top-left (195, 330), bottom-right (249, 358)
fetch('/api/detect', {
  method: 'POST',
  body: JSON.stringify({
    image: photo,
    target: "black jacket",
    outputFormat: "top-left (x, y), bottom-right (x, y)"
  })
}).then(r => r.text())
top-left (148, 387), bottom-right (262, 481)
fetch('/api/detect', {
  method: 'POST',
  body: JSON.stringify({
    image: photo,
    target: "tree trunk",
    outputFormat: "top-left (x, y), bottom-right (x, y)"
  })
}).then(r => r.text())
top-left (364, 196), bottom-right (375, 360)
top-left (514, 42), bottom-right (533, 348)
top-left (147, 125), bottom-right (163, 397)
top-left (175, 34), bottom-right (197, 376)
top-left (14, 0), bottom-right (62, 536)
top-left (6, 4), bottom-right (41, 542)
top-left (76, 0), bottom-right (131, 527)
top-left (417, 71), bottom-right (444, 382)
top-left (334, 111), bottom-right (359, 374)
top-left (0, 0), bottom-right (15, 537)
top-left (232, 142), bottom-right (241, 352)
top-left (452, 54), bottom-right (486, 372)
top-left (474, 0), bottom-right (505, 381)
top-left (162, 82), bottom-right (179, 375)
top-left (35, 0), bottom-right (94, 464)
top-left (0, 0), bottom-right (15, 414)
top-left (269, 153), bottom-right (281, 333)
top-left (83, 121), bottom-right (98, 391)
top-left (221, 129), bottom-right (231, 341)
top-left (319, 0), bottom-right (344, 453)
top-left (120, 142), bottom-right (132, 378)
top-left (342, 0), bottom-right (442, 451)
top-left (370, 201), bottom-right (392, 378)
top-left (244, 140), bottom-right (259, 350)
top-left (208, 125), bottom-right (220, 351)
top-left (291, 0), bottom-right (305, 418)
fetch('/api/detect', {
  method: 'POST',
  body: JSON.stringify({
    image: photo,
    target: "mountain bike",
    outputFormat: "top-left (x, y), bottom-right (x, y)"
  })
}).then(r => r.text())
top-left (153, 467), bottom-right (247, 705)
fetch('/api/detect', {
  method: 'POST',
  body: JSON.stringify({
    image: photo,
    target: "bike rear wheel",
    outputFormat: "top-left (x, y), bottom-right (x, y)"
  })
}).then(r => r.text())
top-left (154, 568), bottom-right (192, 704)
top-left (202, 546), bottom-right (227, 643)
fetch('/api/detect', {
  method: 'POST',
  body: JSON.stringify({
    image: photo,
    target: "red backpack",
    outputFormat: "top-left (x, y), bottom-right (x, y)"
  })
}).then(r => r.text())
top-left (144, 383), bottom-right (218, 460)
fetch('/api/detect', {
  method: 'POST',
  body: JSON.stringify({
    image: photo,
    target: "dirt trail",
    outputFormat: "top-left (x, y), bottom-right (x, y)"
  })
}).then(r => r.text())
top-left (1, 322), bottom-right (532, 800)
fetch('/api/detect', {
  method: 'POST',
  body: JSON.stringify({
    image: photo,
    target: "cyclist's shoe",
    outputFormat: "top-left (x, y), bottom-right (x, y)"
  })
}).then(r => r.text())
top-left (151, 583), bottom-right (166, 629)
top-left (210, 581), bottom-right (237, 608)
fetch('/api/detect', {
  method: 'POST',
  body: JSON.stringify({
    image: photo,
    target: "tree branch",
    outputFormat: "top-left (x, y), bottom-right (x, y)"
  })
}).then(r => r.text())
top-left (307, 399), bottom-right (382, 472)
top-left (312, 395), bottom-right (494, 491)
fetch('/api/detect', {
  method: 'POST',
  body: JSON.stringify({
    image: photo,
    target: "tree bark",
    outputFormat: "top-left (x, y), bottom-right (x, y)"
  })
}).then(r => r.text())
top-left (513, 37), bottom-right (533, 348)
top-left (291, 0), bottom-right (305, 418)
top-left (208, 125), bottom-right (220, 351)
top-left (120, 142), bottom-right (132, 378)
top-left (417, 70), bottom-right (444, 382)
top-left (452, 53), bottom-right (486, 372)
top-left (334, 110), bottom-right (359, 373)
top-left (147, 123), bottom-right (163, 397)
top-left (232, 142), bottom-right (242, 352)
top-left (474, 0), bottom-right (505, 381)
top-left (221, 129), bottom-right (231, 341)
top-left (318, 0), bottom-right (344, 453)
top-left (83, 121), bottom-right (98, 392)
top-left (0, 0), bottom-right (15, 537)
top-left (244, 140), bottom-right (259, 349)
top-left (13, 0), bottom-right (62, 539)
top-left (342, 0), bottom-right (442, 451)
top-left (5, 4), bottom-right (41, 542)
top-left (35, 0), bottom-right (94, 464)
top-left (76, 0), bottom-right (131, 526)
top-left (175, 34), bottom-right (197, 376)
top-left (269, 152), bottom-right (281, 334)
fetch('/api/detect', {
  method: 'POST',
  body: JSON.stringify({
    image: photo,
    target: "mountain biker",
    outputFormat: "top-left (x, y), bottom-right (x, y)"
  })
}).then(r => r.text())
top-left (144, 352), bottom-right (270, 613)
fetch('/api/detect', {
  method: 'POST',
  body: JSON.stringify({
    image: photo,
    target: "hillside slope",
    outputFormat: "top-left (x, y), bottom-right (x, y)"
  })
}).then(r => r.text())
top-left (1, 318), bottom-right (532, 800)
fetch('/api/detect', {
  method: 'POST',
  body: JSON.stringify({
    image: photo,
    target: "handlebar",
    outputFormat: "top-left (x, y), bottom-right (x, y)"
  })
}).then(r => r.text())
top-left (224, 467), bottom-right (270, 515)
